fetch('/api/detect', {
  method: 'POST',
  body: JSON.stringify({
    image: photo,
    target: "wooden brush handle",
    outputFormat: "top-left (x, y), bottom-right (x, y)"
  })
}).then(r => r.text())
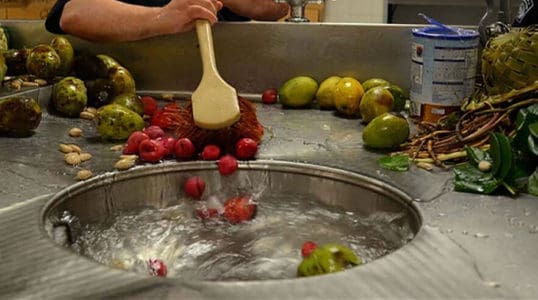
top-left (195, 20), bottom-right (218, 76)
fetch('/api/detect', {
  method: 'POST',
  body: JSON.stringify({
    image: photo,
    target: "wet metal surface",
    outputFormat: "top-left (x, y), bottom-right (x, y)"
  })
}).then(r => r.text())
top-left (0, 97), bottom-right (536, 298)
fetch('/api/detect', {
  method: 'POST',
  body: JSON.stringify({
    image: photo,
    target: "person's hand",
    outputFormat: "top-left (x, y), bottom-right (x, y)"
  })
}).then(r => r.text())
top-left (158, 0), bottom-right (224, 34)
top-left (221, 0), bottom-right (289, 21)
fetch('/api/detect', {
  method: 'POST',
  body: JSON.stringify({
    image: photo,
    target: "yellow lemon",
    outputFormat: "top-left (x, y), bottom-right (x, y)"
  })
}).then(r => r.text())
top-left (333, 77), bottom-right (364, 116)
top-left (279, 76), bottom-right (319, 108)
top-left (315, 76), bottom-right (341, 110)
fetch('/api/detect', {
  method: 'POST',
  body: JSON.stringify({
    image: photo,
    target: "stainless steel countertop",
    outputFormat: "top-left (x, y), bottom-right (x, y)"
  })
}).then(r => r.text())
top-left (0, 85), bottom-right (537, 298)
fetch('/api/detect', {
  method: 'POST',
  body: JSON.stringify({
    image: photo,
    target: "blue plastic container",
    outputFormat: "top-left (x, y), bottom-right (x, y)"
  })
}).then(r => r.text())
top-left (409, 26), bottom-right (479, 121)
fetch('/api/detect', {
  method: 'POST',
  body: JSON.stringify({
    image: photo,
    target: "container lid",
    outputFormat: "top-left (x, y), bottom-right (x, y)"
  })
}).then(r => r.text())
top-left (412, 26), bottom-right (479, 40)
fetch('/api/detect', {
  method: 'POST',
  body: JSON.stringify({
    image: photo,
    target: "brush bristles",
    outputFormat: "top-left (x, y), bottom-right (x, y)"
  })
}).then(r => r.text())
top-left (175, 97), bottom-right (264, 151)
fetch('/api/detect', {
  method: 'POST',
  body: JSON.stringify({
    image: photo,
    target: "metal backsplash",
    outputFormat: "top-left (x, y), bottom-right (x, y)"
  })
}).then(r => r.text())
top-left (2, 20), bottom-right (416, 96)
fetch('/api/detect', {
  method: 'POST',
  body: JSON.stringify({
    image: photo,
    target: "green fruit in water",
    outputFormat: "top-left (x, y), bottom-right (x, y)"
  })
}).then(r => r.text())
top-left (359, 86), bottom-right (394, 123)
top-left (52, 76), bottom-right (87, 117)
top-left (50, 36), bottom-right (74, 76)
top-left (96, 104), bottom-right (144, 140)
top-left (26, 44), bottom-right (61, 80)
top-left (316, 76), bottom-right (341, 110)
top-left (361, 78), bottom-right (390, 92)
top-left (297, 243), bottom-right (362, 277)
top-left (279, 76), bottom-right (318, 108)
top-left (385, 85), bottom-right (407, 112)
top-left (109, 66), bottom-right (136, 96)
top-left (0, 96), bottom-right (42, 137)
top-left (111, 92), bottom-right (144, 115)
top-left (97, 54), bottom-right (120, 71)
top-left (363, 112), bottom-right (409, 149)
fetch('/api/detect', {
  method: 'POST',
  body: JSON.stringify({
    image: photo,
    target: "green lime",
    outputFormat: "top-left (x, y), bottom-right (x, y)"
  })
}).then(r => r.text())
top-left (385, 84), bottom-right (408, 112)
top-left (279, 76), bottom-right (319, 108)
top-left (363, 112), bottom-right (409, 149)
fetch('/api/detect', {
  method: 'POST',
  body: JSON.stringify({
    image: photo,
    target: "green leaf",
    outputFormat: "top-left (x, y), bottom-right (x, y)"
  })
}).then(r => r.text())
top-left (514, 104), bottom-right (538, 154)
top-left (464, 145), bottom-right (491, 167)
top-left (529, 122), bottom-right (538, 138)
top-left (495, 133), bottom-right (513, 180)
top-left (529, 135), bottom-right (538, 156)
top-left (378, 154), bottom-right (409, 172)
top-left (454, 163), bottom-right (500, 194)
top-left (504, 153), bottom-right (534, 191)
top-left (528, 169), bottom-right (538, 196)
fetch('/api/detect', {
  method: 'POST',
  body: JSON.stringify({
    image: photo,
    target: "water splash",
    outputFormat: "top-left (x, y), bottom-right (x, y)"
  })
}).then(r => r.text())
top-left (73, 192), bottom-right (414, 281)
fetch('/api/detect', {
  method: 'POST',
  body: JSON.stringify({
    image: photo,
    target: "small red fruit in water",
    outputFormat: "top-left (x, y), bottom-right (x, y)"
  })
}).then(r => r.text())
top-left (141, 96), bottom-right (158, 116)
top-left (143, 125), bottom-right (165, 139)
top-left (301, 241), bottom-right (318, 257)
top-left (174, 138), bottom-right (195, 159)
top-left (223, 196), bottom-right (257, 224)
top-left (184, 176), bottom-right (205, 199)
top-left (147, 258), bottom-right (167, 277)
top-left (235, 138), bottom-right (258, 160)
top-left (156, 136), bottom-right (176, 157)
top-left (196, 207), bottom-right (219, 220)
top-left (139, 139), bottom-right (165, 163)
top-left (217, 155), bottom-right (238, 176)
top-left (123, 131), bottom-right (150, 155)
top-left (262, 88), bottom-right (278, 104)
top-left (201, 144), bottom-right (221, 160)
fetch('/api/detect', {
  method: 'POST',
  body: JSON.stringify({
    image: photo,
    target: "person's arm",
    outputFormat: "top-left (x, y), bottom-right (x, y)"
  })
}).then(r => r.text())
top-left (51, 0), bottom-right (222, 42)
top-left (221, 0), bottom-right (289, 21)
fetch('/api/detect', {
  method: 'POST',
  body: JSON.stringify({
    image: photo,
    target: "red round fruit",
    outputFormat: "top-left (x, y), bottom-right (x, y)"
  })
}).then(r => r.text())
top-left (141, 96), bottom-right (158, 116)
top-left (184, 176), bottom-right (205, 199)
top-left (196, 207), bottom-right (219, 220)
top-left (147, 258), bottom-right (167, 277)
top-left (301, 241), bottom-right (318, 257)
top-left (235, 138), bottom-right (258, 160)
top-left (217, 155), bottom-right (238, 176)
top-left (156, 136), bottom-right (176, 157)
top-left (174, 138), bottom-right (196, 159)
top-left (123, 131), bottom-right (150, 155)
top-left (201, 144), bottom-right (221, 160)
top-left (261, 88), bottom-right (278, 104)
top-left (139, 139), bottom-right (165, 163)
top-left (223, 196), bottom-right (257, 224)
top-left (143, 125), bottom-right (165, 139)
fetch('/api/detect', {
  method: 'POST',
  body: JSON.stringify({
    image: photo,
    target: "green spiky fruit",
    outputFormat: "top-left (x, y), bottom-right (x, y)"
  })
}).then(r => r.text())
top-left (482, 26), bottom-right (538, 95)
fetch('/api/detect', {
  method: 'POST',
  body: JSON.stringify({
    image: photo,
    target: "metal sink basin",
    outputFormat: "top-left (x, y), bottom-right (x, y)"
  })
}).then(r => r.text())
top-left (42, 160), bottom-right (421, 281)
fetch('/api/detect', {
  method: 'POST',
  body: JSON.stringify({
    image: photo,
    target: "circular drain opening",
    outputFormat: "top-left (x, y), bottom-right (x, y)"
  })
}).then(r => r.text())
top-left (42, 160), bottom-right (421, 281)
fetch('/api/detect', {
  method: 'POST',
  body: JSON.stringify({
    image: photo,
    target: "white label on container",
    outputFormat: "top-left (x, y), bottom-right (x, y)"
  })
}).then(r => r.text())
top-left (412, 63), bottom-right (423, 85)
top-left (411, 42), bottom-right (424, 63)
top-left (432, 83), bottom-right (465, 104)
top-left (433, 60), bottom-right (467, 82)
